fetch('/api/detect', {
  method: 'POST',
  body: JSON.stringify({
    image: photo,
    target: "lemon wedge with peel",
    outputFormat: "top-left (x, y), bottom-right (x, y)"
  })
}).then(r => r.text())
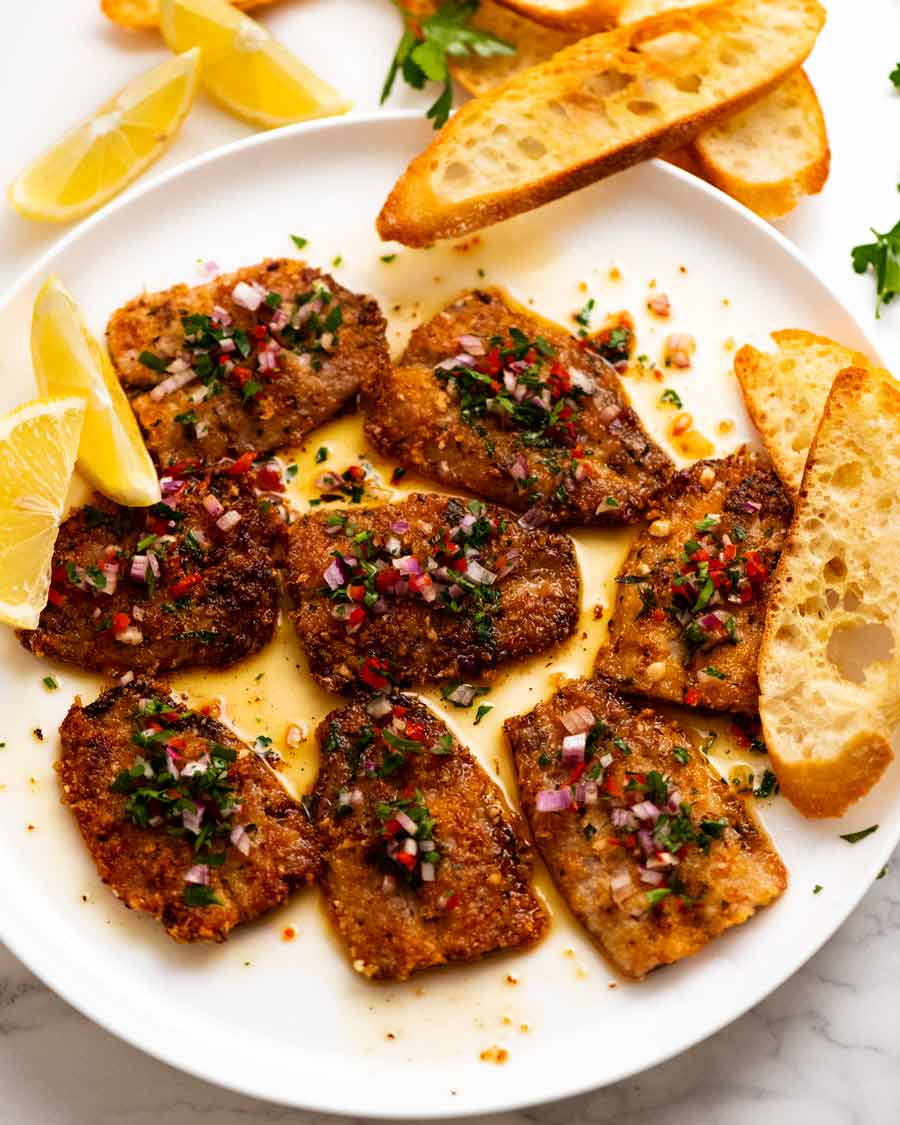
top-left (8, 50), bottom-right (199, 223)
top-left (31, 276), bottom-right (161, 509)
top-left (160, 0), bottom-right (351, 129)
top-left (0, 396), bottom-right (86, 629)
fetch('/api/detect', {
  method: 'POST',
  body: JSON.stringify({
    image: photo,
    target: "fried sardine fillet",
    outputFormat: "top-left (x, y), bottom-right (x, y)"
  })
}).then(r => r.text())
top-left (313, 693), bottom-right (548, 980)
top-left (595, 449), bottom-right (792, 713)
top-left (107, 258), bottom-right (389, 468)
top-left (363, 288), bottom-right (672, 526)
top-left (20, 465), bottom-right (286, 676)
top-left (58, 680), bottom-right (320, 942)
top-left (505, 677), bottom-right (787, 978)
top-left (286, 492), bottom-right (580, 692)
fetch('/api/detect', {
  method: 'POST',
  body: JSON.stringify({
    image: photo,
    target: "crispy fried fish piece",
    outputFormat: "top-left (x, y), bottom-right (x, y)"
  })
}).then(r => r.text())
top-left (313, 693), bottom-right (548, 980)
top-left (19, 465), bottom-right (286, 676)
top-left (505, 677), bottom-right (786, 978)
top-left (58, 680), bottom-right (320, 942)
top-left (107, 259), bottom-right (389, 468)
top-left (286, 492), bottom-right (580, 692)
top-left (595, 449), bottom-right (792, 713)
top-left (363, 288), bottom-right (672, 526)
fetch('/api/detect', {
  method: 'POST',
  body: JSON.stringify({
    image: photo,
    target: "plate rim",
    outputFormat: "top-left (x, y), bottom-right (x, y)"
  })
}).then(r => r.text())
top-left (0, 107), bottom-right (891, 1118)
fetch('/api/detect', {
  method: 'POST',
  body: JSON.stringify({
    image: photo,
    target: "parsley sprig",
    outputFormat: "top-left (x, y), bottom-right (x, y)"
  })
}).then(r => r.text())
top-left (852, 219), bottom-right (900, 317)
top-left (381, 0), bottom-right (514, 129)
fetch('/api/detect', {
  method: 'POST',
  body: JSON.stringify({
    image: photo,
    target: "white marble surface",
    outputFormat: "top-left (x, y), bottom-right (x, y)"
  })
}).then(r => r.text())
top-left (2, 0), bottom-right (900, 1120)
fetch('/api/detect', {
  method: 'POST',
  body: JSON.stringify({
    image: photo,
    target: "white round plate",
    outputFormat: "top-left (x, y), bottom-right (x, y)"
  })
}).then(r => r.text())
top-left (0, 111), bottom-right (895, 1118)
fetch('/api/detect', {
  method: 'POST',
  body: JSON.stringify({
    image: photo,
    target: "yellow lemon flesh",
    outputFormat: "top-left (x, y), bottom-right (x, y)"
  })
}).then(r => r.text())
top-left (8, 49), bottom-right (199, 223)
top-left (160, 0), bottom-right (351, 129)
top-left (0, 397), bottom-right (86, 629)
top-left (31, 276), bottom-right (161, 509)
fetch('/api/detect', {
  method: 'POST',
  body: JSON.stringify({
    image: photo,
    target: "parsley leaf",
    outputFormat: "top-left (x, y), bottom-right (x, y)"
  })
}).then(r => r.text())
top-left (840, 824), bottom-right (878, 844)
top-left (891, 63), bottom-right (900, 88)
top-left (381, 0), bottom-right (515, 130)
top-left (852, 219), bottom-right (900, 317)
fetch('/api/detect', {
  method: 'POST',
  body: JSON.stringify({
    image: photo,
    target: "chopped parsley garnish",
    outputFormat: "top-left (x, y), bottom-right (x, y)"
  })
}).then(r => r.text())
top-left (315, 446), bottom-right (329, 463)
top-left (332, 255), bottom-right (343, 268)
top-left (42, 675), bottom-right (58, 691)
top-left (184, 885), bottom-right (222, 908)
top-left (381, 0), bottom-right (514, 129)
top-left (174, 410), bottom-right (197, 427)
top-left (672, 746), bottom-right (690, 765)
top-left (290, 234), bottom-right (308, 250)
top-left (659, 388), bottom-right (683, 409)
top-left (840, 824), bottom-right (879, 844)
top-left (264, 291), bottom-right (282, 309)
top-left (574, 297), bottom-right (595, 337)
top-left (646, 888), bottom-right (672, 905)
top-left (702, 666), bottom-right (726, 680)
top-left (380, 254), bottom-right (397, 263)
top-left (813, 884), bottom-right (823, 895)
top-left (891, 63), bottom-right (900, 87)
top-left (753, 769), bottom-right (779, 799)
top-left (852, 219), bottom-right (900, 317)
top-left (138, 350), bottom-right (167, 372)
top-left (473, 702), bottom-right (493, 725)
top-left (83, 505), bottom-right (111, 529)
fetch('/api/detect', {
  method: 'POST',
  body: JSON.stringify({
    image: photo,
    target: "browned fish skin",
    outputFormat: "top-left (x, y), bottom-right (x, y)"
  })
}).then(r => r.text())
top-left (58, 681), bottom-right (320, 943)
top-left (505, 678), bottom-right (787, 979)
top-left (107, 259), bottom-right (390, 467)
top-left (285, 492), bottom-right (580, 693)
top-left (362, 288), bottom-right (673, 526)
top-left (19, 467), bottom-right (286, 676)
top-left (313, 693), bottom-right (548, 980)
top-left (596, 449), bottom-right (792, 714)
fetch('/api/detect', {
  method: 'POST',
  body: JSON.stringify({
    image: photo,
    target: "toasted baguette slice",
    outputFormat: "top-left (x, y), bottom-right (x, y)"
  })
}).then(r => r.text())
top-left (378, 0), bottom-right (826, 246)
top-left (734, 330), bottom-right (872, 500)
top-left (101, 0), bottom-right (276, 30)
top-left (691, 69), bottom-right (829, 217)
top-left (759, 366), bottom-right (900, 818)
top-left (453, 3), bottom-right (829, 218)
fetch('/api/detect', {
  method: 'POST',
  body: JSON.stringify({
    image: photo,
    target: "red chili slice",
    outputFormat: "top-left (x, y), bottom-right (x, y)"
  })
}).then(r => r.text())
top-left (112, 612), bottom-right (130, 633)
top-left (226, 451), bottom-right (256, 476)
top-left (47, 587), bottom-right (67, 607)
top-left (170, 573), bottom-right (201, 597)
top-left (684, 687), bottom-right (701, 706)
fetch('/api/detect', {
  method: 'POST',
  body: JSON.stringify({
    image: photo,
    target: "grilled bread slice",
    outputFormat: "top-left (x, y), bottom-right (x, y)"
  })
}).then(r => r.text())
top-left (377, 0), bottom-right (826, 246)
top-left (734, 330), bottom-right (872, 500)
top-left (691, 69), bottom-right (829, 217)
top-left (450, 3), bottom-right (828, 218)
top-left (101, 0), bottom-right (276, 29)
top-left (759, 366), bottom-right (900, 818)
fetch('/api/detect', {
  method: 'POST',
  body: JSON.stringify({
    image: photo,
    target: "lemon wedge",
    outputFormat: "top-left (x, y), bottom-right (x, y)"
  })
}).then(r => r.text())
top-left (8, 50), bottom-right (199, 223)
top-left (31, 276), bottom-right (161, 509)
top-left (159, 0), bottom-right (350, 129)
top-left (0, 396), bottom-right (86, 629)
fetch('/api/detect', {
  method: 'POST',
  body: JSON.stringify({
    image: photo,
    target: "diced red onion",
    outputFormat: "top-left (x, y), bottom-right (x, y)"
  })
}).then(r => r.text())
top-left (631, 800), bottom-right (660, 822)
top-left (561, 705), bottom-right (595, 734)
top-left (323, 559), bottom-right (347, 590)
top-left (638, 828), bottom-right (655, 855)
top-left (561, 732), bottom-right (587, 763)
top-left (445, 683), bottom-right (477, 707)
top-left (574, 782), bottom-right (599, 805)
top-left (401, 837), bottom-right (417, 856)
top-left (570, 368), bottom-right (597, 394)
top-left (536, 788), bottom-right (572, 813)
top-left (130, 555), bottom-right (148, 581)
top-left (132, 605), bottom-right (144, 622)
top-left (382, 874), bottom-right (397, 893)
top-left (396, 811), bottom-right (417, 835)
top-left (115, 626), bottom-right (143, 645)
top-left (599, 752), bottom-right (613, 768)
top-left (458, 334), bottom-right (485, 356)
top-left (203, 494), bottom-right (224, 518)
top-left (149, 368), bottom-right (198, 402)
top-left (180, 754), bottom-right (210, 779)
top-left (639, 867), bottom-right (664, 886)
top-left (647, 293), bottom-right (671, 317)
top-left (212, 304), bottom-right (232, 326)
top-left (365, 694), bottom-right (393, 718)
top-left (611, 807), bottom-right (637, 830)
top-left (509, 454), bottom-right (529, 481)
top-left (518, 506), bottom-right (549, 531)
top-left (182, 805), bottom-right (203, 834)
top-left (610, 868), bottom-right (632, 905)
top-left (119, 670), bottom-right (134, 686)
top-left (216, 510), bottom-right (242, 532)
top-left (667, 790), bottom-right (682, 812)
top-left (466, 560), bottom-right (496, 585)
top-left (269, 307), bottom-right (290, 332)
top-left (599, 403), bottom-right (621, 425)
top-left (230, 824), bottom-right (252, 856)
top-left (165, 748), bottom-right (181, 777)
top-left (435, 353), bottom-right (474, 372)
top-left (390, 518), bottom-right (410, 534)
top-left (232, 280), bottom-right (265, 311)
top-left (99, 562), bottom-right (119, 595)
top-left (420, 861), bottom-right (436, 882)
top-left (393, 555), bottom-right (422, 576)
top-left (184, 864), bottom-right (210, 885)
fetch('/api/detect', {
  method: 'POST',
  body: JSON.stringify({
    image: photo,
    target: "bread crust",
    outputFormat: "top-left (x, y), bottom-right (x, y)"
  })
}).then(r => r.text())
top-left (491, 0), bottom-right (622, 33)
top-left (378, 0), bottom-right (826, 246)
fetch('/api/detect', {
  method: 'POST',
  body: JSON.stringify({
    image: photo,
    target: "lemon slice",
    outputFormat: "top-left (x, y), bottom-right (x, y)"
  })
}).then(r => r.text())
top-left (0, 396), bottom-right (86, 629)
top-left (31, 276), bottom-right (161, 509)
top-left (8, 50), bottom-right (199, 223)
top-left (159, 0), bottom-right (351, 129)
